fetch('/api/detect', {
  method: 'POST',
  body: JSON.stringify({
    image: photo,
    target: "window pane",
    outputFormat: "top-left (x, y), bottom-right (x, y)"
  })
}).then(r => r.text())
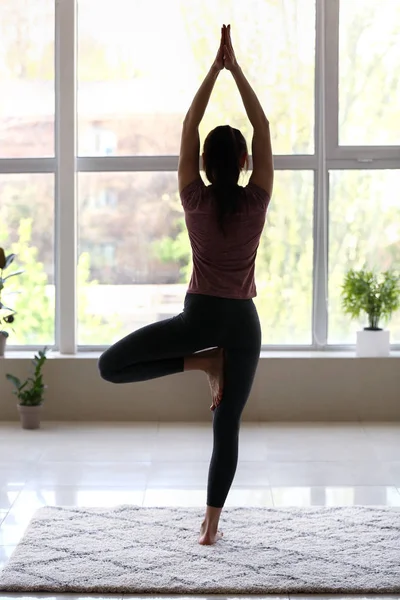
top-left (0, 1), bottom-right (55, 158)
top-left (255, 171), bottom-right (313, 344)
top-left (0, 174), bottom-right (55, 345)
top-left (78, 0), bottom-right (315, 156)
top-left (329, 170), bottom-right (400, 344)
top-left (78, 171), bottom-right (313, 345)
top-left (339, 0), bottom-right (400, 146)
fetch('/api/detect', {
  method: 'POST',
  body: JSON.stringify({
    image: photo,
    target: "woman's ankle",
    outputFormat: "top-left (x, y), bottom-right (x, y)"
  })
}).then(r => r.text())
top-left (203, 505), bottom-right (223, 528)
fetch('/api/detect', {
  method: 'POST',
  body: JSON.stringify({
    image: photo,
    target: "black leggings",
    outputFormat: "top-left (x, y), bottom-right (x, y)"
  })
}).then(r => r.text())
top-left (98, 292), bottom-right (262, 508)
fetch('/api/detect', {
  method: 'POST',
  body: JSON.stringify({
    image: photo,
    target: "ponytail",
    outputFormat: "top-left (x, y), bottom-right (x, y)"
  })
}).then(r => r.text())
top-left (203, 125), bottom-right (248, 236)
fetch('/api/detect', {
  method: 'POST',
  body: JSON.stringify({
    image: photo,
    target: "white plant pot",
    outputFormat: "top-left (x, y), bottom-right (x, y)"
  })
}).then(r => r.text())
top-left (356, 329), bottom-right (390, 357)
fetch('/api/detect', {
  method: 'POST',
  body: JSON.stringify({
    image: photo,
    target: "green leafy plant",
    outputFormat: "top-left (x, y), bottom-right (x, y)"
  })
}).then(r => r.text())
top-left (341, 268), bottom-right (400, 330)
top-left (6, 348), bottom-right (48, 406)
top-left (0, 247), bottom-right (23, 339)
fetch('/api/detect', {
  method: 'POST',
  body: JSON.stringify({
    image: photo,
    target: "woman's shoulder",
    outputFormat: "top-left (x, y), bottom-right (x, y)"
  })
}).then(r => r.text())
top-left (243, 181), bottom-right (271, 210)
top-left (180, 178), bottom-right (207, 211)
top-left (180, 178), bottom-right (205, 197)
top-left (244, 180), bottom-right (270, 197)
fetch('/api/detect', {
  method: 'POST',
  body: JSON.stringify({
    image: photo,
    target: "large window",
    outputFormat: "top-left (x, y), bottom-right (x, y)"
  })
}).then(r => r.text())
top-left (2, 0), bottom-right (400, 351)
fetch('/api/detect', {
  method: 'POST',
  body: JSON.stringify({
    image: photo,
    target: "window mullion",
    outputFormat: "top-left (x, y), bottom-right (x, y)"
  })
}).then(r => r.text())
top-left (325, 0), bottom-right (339, 158)
top-left (312, 0), bottom-right (330, 349)
top-left (77, 155), bottom-right (317, 173)
top-left (55, 0), bottom-right (77, 353)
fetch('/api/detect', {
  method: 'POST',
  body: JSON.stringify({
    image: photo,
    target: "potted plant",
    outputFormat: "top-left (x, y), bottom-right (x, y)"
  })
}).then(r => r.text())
top-left (6, 348), bottom-right (48, 429)
top-left (341, 268), bottom-right (400, 356)
top-left (0, 247), bottom-right (23, 357)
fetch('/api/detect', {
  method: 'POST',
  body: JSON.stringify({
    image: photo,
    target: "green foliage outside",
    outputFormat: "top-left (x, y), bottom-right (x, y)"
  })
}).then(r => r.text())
top-left (0, 246), bottom-right (23, 337)
top-left (77, 251), bottom-right (123, 345)
top-left (0, 219), bottom-right (123, 345)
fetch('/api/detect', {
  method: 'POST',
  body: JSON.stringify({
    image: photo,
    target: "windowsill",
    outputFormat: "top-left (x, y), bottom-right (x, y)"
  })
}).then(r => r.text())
top-left (2, 350), bottom-right (400, 359)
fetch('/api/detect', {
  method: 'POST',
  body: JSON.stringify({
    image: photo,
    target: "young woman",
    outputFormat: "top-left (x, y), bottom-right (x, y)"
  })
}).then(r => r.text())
top-left (99, 24), bottom-right (274, 546)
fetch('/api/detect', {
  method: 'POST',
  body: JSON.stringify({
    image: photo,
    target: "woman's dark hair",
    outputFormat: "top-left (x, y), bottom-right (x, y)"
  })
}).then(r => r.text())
top-left (203, 125), bottom-right (249, 235)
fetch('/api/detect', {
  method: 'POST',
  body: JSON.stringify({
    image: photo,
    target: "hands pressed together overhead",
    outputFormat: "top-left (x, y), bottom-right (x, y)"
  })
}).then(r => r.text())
top-left (213, 24), bottom-right (239, 72)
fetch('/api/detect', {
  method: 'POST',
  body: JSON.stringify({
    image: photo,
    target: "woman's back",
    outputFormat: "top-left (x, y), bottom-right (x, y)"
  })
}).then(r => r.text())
top-left (181, 178), bottom-right (270, 299)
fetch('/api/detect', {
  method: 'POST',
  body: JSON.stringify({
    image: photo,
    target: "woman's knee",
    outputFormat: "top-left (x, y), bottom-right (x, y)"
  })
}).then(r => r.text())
top-left (98, 350), bottom-right (115, 382)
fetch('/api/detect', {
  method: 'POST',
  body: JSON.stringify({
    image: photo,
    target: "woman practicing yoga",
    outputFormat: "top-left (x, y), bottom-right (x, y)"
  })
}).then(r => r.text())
top-left (99, 24), bottom-right (274, 545)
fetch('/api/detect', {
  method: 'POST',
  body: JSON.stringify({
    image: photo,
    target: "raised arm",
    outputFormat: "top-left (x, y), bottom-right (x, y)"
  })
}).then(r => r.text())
top-left (178, 27), bottom-right (225, 194)
top-left (224, 25), bottom-right (274, 198)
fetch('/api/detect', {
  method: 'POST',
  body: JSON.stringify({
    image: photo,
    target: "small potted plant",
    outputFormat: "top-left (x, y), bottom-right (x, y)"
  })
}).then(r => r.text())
top-left (341, 268), bottom-right (400, 356)
top-left (0, 247), bottom-right (23, 357)
top-left (6, 348), bottom-right (48, 429)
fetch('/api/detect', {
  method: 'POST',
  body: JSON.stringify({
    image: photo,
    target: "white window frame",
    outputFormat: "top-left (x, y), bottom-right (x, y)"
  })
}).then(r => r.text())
top-left (2, 0), bottom-right (399, 352)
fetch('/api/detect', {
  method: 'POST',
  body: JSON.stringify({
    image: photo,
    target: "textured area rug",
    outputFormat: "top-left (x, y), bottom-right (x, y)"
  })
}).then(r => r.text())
top-left (0, 505), bottom-right (400, 594)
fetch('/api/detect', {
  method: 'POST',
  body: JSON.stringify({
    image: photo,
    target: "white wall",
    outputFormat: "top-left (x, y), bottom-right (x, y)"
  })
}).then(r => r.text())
top-left (1, 354), bottom-right (399, 422)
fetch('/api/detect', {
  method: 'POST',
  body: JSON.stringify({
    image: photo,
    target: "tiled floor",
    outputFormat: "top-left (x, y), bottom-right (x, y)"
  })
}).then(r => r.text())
top-left (1, 420), bottom-right (400, 600)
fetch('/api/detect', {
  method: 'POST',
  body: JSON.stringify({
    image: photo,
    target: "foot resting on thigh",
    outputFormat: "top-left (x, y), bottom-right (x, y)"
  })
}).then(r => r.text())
top-left (184, 347), bottom-right (224, 410)
top-left (204, 348), bottom-right (224, 411)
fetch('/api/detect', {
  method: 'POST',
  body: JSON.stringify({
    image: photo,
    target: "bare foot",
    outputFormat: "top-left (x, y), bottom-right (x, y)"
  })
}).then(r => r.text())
top-left (198, 521), bottom-right (224, 545)
top-left (204, 348), bottom-right (224, 411)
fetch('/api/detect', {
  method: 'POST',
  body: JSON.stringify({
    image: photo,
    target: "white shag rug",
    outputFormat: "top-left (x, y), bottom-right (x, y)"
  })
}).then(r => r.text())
top-left (0, 505), bottom-right (399, 594)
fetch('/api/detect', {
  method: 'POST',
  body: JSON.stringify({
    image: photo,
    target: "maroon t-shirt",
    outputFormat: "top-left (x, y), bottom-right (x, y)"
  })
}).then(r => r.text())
top-left (180, 178), bottom-right (270, 299)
